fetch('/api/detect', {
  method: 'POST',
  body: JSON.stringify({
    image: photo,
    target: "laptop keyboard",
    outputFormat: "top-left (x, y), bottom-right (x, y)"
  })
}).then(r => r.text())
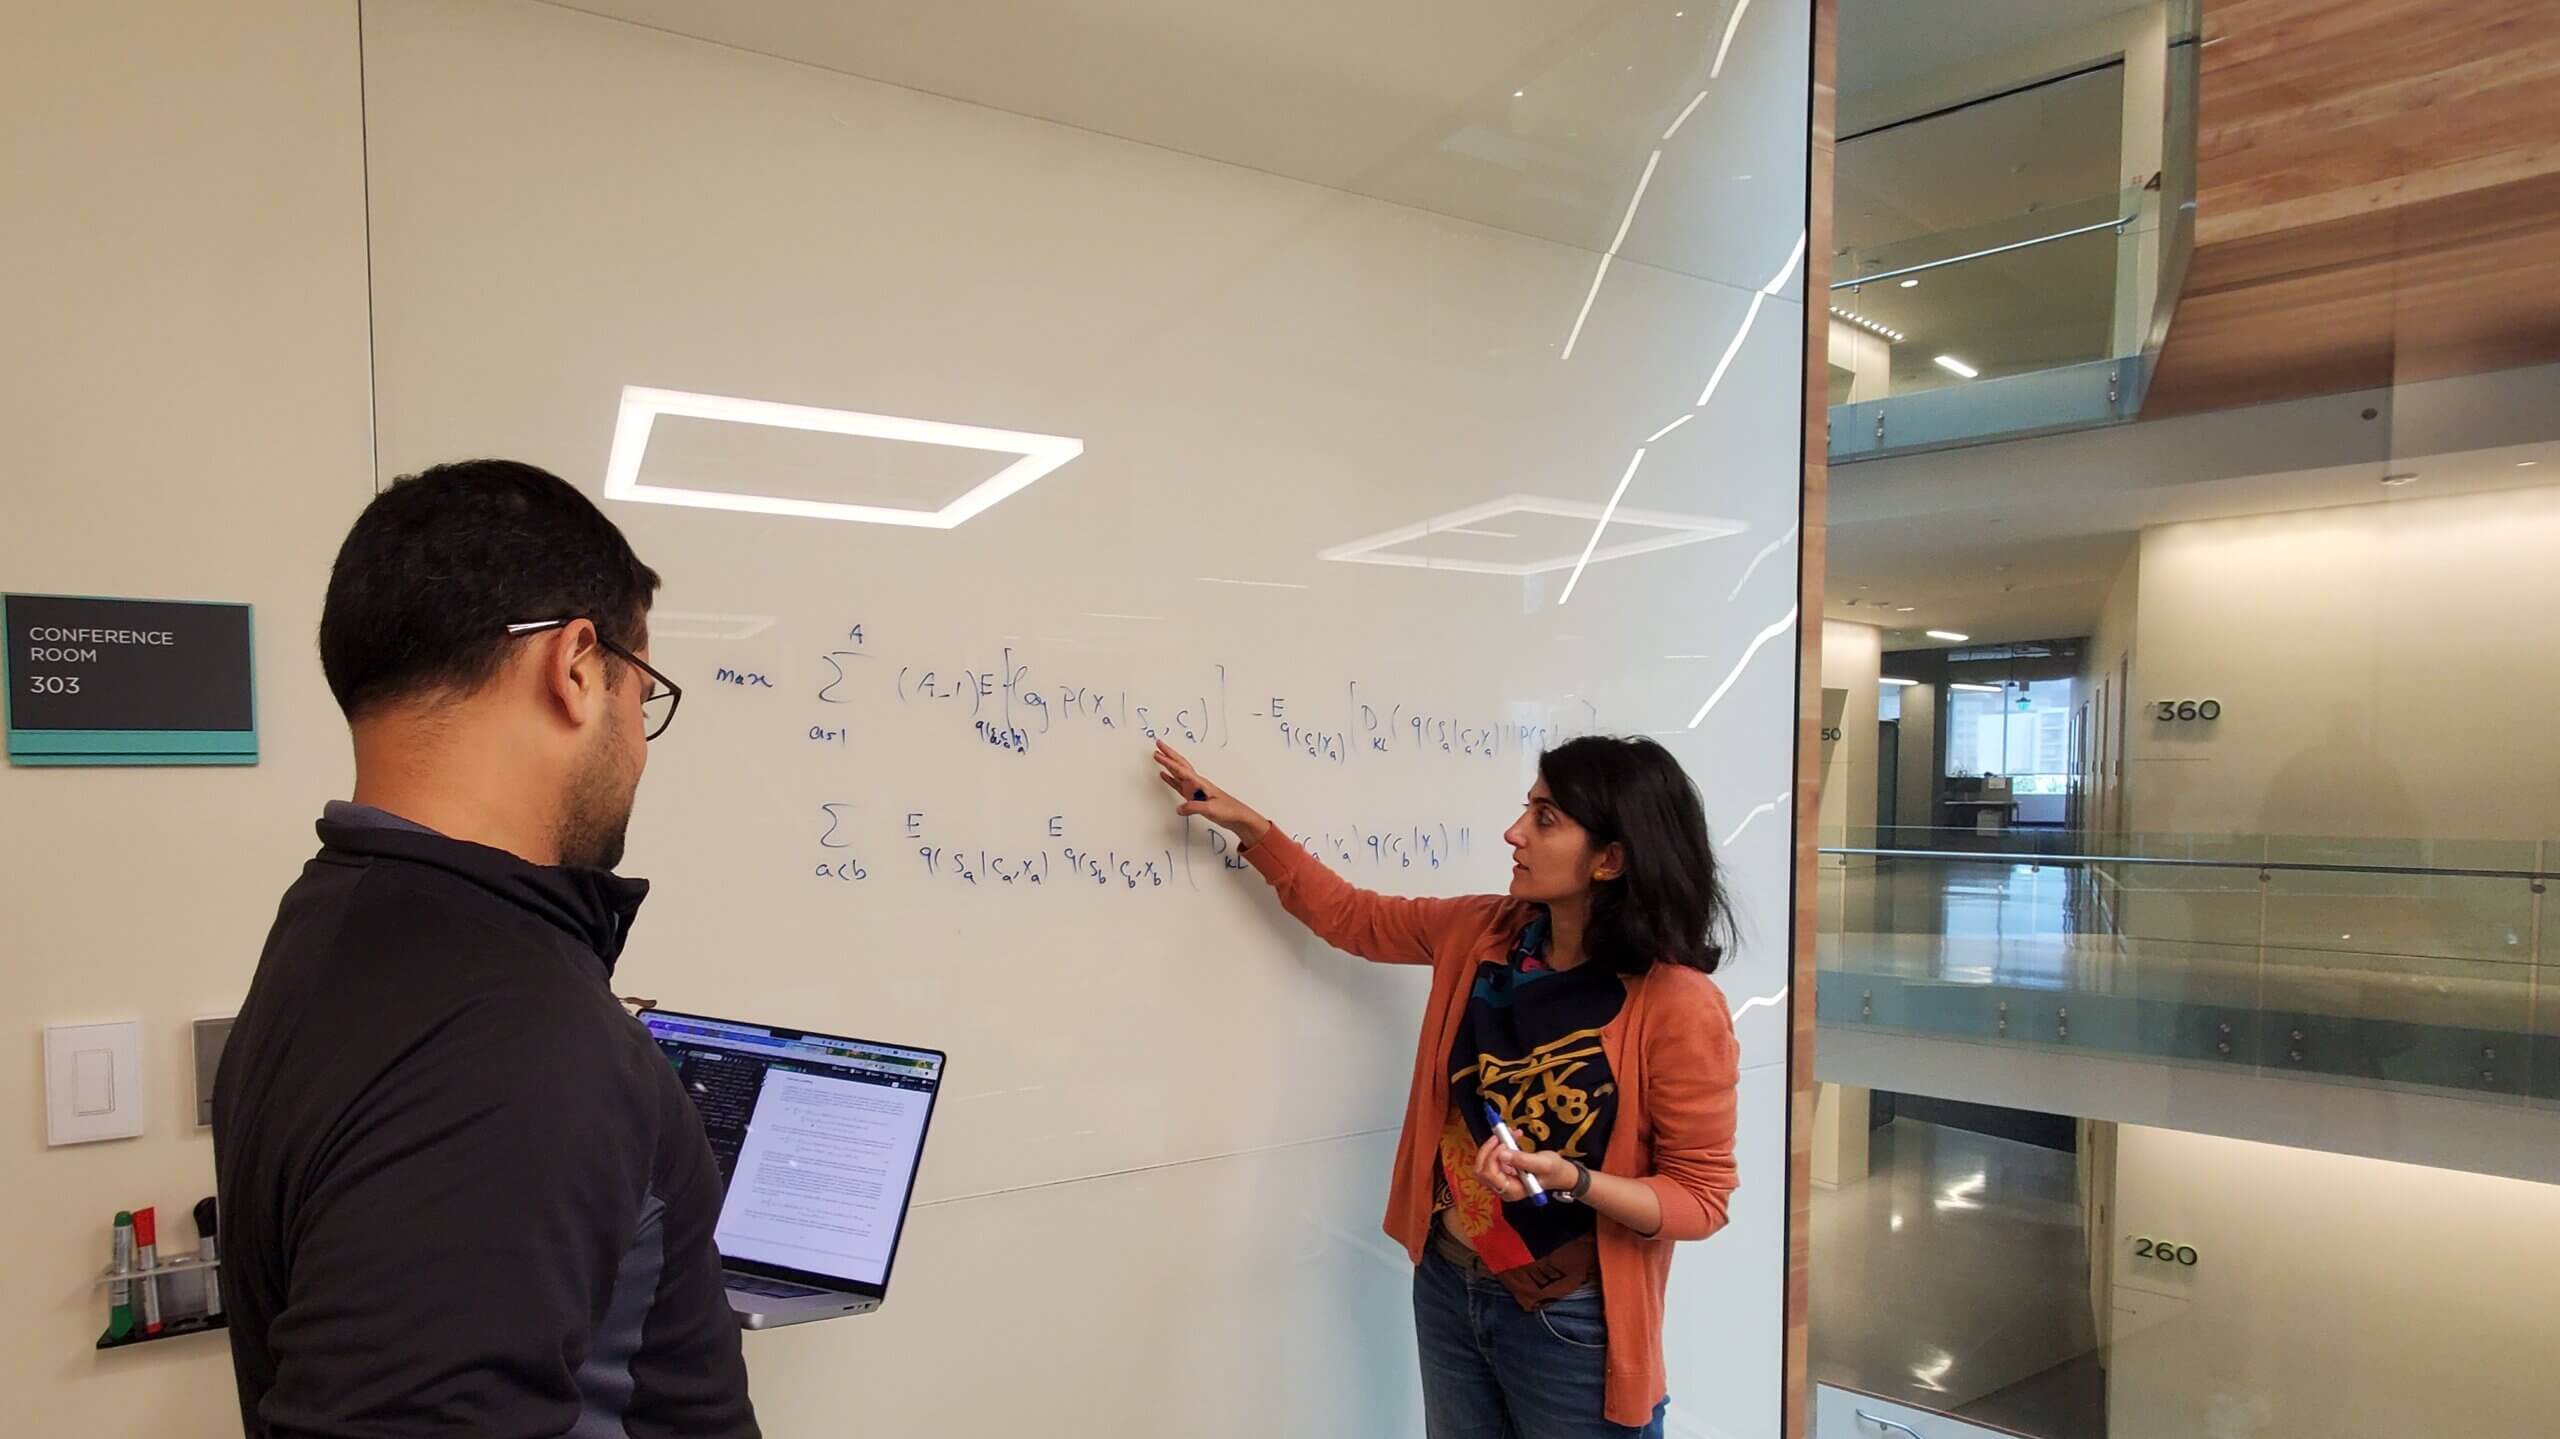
top-left (727, 1273), bottom-right (828, 1300)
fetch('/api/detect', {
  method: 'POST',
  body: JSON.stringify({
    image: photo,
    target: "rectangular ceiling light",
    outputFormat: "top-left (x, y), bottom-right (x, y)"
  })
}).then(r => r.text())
top-left (1932, 355), bottom-right (1979, 379)
top-left (1321, 494), bottom-right (1747, 577)
top-left (1949, 682), bottom-right (2003, 693)
top-left (1925, 629), bottom-right (1969, 642)
top-left (1879, 676), bottom-right (1918, 687)
top-left (602, 385), bottom-right (1083, 529)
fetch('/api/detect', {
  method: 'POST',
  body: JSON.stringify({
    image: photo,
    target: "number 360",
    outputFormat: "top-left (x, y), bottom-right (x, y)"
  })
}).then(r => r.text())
top-left (2154, 698), bottom-right (2220, 722)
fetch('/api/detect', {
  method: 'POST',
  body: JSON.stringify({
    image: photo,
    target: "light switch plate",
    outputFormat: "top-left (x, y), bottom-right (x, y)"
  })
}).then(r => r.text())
top-left (193, 1015), bottom-right (234, 1128)
top-left (44, 1021), bottom-right (143, 1145)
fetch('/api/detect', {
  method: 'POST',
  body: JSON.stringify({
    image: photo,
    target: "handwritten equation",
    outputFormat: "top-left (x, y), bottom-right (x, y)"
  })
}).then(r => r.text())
top-left (784, 626), bottom-right (1594, 769)
top-left (807, 806), bottom-right (1475, 893)
top-left (690, 621), bottom-right (1580, 900)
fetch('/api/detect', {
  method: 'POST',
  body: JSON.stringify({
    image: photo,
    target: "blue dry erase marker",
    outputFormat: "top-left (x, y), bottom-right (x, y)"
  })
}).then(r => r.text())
top-left (1484, 1102), bottom-right (1549, 1207)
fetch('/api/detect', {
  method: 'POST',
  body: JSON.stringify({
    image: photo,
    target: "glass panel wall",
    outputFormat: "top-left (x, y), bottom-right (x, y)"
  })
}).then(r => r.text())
top-left (1815, 1), bottom-right (2560, 1434)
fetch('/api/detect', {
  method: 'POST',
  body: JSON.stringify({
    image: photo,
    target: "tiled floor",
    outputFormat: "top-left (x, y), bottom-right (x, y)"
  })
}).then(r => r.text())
top-left (1811, 1118), bottom-right (2105, 1438)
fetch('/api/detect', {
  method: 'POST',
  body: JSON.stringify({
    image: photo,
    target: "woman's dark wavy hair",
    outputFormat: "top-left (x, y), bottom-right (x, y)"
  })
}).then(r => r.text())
top-left (1538, 735), bottom-right (1734, 975)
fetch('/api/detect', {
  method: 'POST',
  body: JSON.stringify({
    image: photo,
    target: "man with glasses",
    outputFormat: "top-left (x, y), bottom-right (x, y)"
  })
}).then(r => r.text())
top-left (214, 460), bottom-right (756, 1437)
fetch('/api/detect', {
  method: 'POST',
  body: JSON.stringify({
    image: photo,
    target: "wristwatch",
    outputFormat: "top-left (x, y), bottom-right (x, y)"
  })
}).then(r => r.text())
top-left (1560, 1160), bottom-right (1593, 1204)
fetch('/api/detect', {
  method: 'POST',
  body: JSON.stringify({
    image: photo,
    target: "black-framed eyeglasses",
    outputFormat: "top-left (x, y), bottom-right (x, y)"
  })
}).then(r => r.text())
top-left (506, 618), bottom-right (683, 741)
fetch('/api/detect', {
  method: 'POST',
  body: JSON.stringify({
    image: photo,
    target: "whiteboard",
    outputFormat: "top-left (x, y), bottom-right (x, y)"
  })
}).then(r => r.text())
top-left (361, 1), bottom-right (1808, 1431)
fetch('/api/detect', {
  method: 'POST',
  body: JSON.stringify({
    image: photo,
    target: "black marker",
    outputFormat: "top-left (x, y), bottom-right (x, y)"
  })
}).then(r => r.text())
top-left (193, 1197), bottom-right (222, 1320)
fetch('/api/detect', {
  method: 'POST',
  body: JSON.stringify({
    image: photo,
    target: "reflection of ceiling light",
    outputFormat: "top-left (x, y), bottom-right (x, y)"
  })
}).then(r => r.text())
top-left (1936, 1171), bottom-right (1987, 1212)
top-left (1899, 278), bottom-right (1919, 288)
top-left (2379, 472), bottom-right (2420, 486)
top-left (1195, 577), bottom-right (1309, 590)
top-left (1934, 355), bottom-right (1980, 379)
top-left (1926, 629), bottom-right (1968, 641)
top-left (1896, 606), bottom-right (1917, 613)
top-left (1828, 305), bottom-right (1904, 343)
top-left (602, 386), bottom-right (1083, 529)
top-left (1513, 89), bottom-right (1525, 98)
top-left (1322, 494), bottom-right (1746, 577)
top-left (1880, 677), bottom-right (1918, 687)
top-left (1890, 1213), bottom-right (1904, 1230)
top-left (1442, 527), bottom-right (1519, 539)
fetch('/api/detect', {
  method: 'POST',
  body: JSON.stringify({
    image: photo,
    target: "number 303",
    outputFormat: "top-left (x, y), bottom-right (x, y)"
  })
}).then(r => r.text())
top-left (2133, 1237), bottom-right (2198, 1266)
top-left (28, 675), bottom-right (80, 695)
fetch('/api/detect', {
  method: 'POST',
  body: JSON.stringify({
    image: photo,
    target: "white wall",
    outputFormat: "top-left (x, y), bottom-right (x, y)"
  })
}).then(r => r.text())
top-left (1828, 319), bottom-right (1892, 403)
top-left (2108, 1125), bottom-right (2556, 1438)
top-left (0, 1), bottom-right (373, 1429)
top-left (2081, 541), bottom-right (2139, 840)
top-left (1819, 621), bottom-right (1884, 858)
top-left (2126, 487), bottom-right (2560, 844)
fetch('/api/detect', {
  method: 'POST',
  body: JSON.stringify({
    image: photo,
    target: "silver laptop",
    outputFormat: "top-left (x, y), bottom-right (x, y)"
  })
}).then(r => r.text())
top-left (642, 1008), bottom-right (946, 1328)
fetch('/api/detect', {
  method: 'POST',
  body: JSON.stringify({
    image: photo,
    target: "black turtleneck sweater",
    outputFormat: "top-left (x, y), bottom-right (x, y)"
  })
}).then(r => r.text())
top-left (213, 809), bottom-right (757, 1439)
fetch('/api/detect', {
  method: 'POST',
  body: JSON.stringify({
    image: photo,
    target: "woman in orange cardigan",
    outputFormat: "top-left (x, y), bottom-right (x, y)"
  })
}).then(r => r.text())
top-left (1153, 735), bottom-right (1741, 1437)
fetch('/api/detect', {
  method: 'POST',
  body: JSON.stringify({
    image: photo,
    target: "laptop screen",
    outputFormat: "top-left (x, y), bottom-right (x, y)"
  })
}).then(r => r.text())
top-left (643, 1010), bottom-right (944, 1290)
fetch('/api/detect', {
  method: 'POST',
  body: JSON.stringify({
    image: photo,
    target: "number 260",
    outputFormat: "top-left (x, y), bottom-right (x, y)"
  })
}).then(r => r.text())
top-left (2133, 1237), bottom-right (2198, 1266)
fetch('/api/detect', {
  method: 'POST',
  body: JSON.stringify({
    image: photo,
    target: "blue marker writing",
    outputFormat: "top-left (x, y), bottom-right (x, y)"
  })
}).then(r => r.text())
top-left (1484, 1102), bottom-right (1548, 1207)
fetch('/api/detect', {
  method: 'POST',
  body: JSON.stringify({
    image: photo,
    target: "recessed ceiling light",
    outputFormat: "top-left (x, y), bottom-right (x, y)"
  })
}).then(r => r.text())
top-left (1896, 606), bottom-right (1917, 613)
top-left (1934, 355), bottom-right (1979, 379)
top-left (2380, 472), bottom-right (2420, 487)
top-left (1829, 305), bottom-right (1905, 343)
top-left (1899, 278), bottom-right (1919, 289)
top-left (2519, 460), bottom-right (2539, 468)
top-left (1926, 629), bottom-right (1969, 642)
top-left (1880, 677), bottom-right (1919, 687)
top-left (1513, 90), bottom-right (1526, 98)
top-left (1949, 682), bottom-right (2003, 693)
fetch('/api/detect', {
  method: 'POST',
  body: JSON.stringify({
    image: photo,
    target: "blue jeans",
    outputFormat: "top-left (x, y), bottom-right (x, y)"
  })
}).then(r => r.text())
top-left (1412, 1243), bottom-right (1667, 1439)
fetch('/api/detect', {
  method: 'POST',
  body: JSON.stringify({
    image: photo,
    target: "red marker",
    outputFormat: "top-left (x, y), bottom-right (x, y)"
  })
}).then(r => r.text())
top-left (132, 1207), bottom-right (164, 1334)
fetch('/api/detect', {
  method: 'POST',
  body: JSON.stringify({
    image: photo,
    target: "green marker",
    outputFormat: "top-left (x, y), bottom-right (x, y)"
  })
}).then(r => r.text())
top-left (102, 1211), bottom-right (135, 1344)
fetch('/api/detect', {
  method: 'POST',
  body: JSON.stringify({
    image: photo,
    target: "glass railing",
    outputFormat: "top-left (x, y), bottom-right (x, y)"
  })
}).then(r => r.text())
top-left (1815, 832), bottom-right (2557, 1103)
top-left (1825, 14), bottom-right (2200, 460)
top-left (1830, 189), bottom-right (2142, 398)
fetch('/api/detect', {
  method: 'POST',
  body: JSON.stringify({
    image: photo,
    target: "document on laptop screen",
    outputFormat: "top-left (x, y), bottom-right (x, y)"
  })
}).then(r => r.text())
top-left (714, 1066), bottom-right (932, 1285)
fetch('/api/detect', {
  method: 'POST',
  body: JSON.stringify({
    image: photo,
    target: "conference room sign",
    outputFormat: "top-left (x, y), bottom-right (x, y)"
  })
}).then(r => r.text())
top-left (4, 593), bottom-right (258, 766)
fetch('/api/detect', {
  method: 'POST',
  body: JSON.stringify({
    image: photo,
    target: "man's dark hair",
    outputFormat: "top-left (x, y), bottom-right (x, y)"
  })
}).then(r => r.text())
top-left (320, 460), bottom-right (661, 719)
